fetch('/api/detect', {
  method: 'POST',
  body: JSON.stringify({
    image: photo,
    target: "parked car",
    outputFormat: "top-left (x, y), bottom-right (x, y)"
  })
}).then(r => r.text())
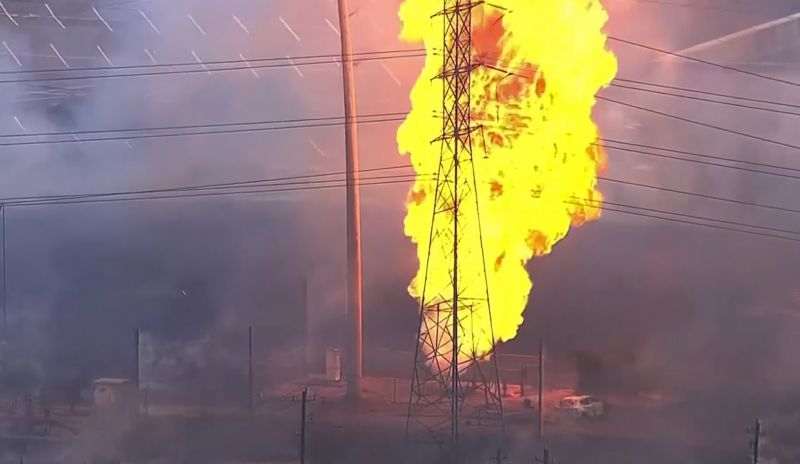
top-left (557, 395), bottom-right (605, 418)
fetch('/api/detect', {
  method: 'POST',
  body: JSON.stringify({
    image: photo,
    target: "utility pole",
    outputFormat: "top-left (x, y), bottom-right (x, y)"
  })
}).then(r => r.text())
top-left (336, 0), bottom-right (363, 404)
top-left (536, 447), bottom-right (551, 464)
top-left (1, 205), bottom-right (6, 385)
top-left (248, 326), bottom-right (254, 413)
top-left (300, 387), bottom-right (309, 464)
top-left (292, 387), bottom-right (315, 463)
top-left (750, 419), bottom-right (763, 464)
top-left (1, 204), bottom-right (5, 345)
top-left (538, 338), bottom-right (544, 438)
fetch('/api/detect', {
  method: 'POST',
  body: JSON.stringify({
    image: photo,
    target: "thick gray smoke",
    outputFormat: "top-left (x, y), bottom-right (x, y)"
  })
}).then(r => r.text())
top-left (0, 0), bottom-right (360, 389)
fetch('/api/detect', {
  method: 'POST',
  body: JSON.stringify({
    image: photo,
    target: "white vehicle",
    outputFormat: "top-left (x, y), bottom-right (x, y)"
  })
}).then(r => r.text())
top-left (557, 395), bottom-right (605, 418)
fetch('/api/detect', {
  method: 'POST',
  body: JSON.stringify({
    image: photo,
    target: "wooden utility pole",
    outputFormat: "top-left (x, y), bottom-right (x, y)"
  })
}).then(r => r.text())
top-left (538, 338), bottom-right (544, 438)
top-left (336, 0), bottom-right (363, 403)
top-left (751, 419), bottom-right (762, 464)
top-left (300, 387), bottom-right (308, 464)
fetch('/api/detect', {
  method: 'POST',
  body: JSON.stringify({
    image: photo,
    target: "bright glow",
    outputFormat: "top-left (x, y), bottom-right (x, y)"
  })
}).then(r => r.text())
top-left (398, 0), bottom-right (618, 365)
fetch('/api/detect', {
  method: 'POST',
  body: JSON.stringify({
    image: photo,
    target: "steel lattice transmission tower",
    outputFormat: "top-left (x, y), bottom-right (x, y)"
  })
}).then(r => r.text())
top-left (406, 0), bottom-right (504, 453)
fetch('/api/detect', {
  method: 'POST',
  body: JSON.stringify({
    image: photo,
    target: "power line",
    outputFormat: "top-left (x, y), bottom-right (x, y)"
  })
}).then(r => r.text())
top-left (3, 107), bottom-right (799, 189)
top-left (607, 35), bottom-right (800, 89)
top-left (609, 82), bottom-right (800, 117)
top-left (0, 164), bottom-right (797, 244)
top-left (5, 156), bottom-right (799, 223)
top-left (598, 95), bottom-right (800, 152)
top-left (0, 111), bottom-right (409, 140)
top-left (5, 176), bottom-right (420, 208)
top-left (614, 77), bottom-right (800, 110)
top-left (599, 176), bottom-right (800, 216)
top-left (598, 203), bottom-right (800, 243)
top-left (603, 142), bottom-right (800, 180)
top-left (7, 170), bottom-right (800, 245)
top-left (0, 51), bottom-right (426, 85)
top-left (0, 114), bottom-right (408, 148)
top-left (0, 48), bottom-right (426, 75)
top-left (0, 164), bottom-right (420, 204)
top-left (597, 198), bottom-right (800, 237)
top-left (600, 138), bottom-right (800, 174)
top-left (11, 172), bottom-right (429, 206)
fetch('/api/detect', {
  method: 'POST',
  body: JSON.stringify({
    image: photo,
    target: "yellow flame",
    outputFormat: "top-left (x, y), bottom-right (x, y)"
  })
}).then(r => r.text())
top-left (397, 1), bottom-right (618, 364)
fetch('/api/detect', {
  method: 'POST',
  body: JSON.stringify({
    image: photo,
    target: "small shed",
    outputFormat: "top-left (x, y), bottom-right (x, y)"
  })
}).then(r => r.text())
top-left (92, 378), bottom-right (138, 424)
top-left (93, 378), bottom-right (135, 407)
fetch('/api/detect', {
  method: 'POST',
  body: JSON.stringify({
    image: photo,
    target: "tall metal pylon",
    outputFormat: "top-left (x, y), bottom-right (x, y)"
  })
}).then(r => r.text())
top-left (406, 0), bottom-right (504, 456)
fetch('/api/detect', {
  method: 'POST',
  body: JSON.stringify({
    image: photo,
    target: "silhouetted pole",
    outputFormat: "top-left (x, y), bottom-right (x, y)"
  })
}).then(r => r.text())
top-left (1, 205), bottom-right (6, 346)
top-left (300, 387), bottom-right (308, 464)
top-left (520, 365), bottom-right (525, 398)
top-left (248, 326), bottom-right (254, 413)
top-left (1, 205), bottom-right (6, 384)
top-left (751, 419), bottom-right (762, 464)
top-left (337, 0), bottom-right (363, 403)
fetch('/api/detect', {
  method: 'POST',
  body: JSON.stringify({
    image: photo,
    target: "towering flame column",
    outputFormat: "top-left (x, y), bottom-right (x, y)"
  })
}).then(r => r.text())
top-left (337, 0), bottom-right (363, 401)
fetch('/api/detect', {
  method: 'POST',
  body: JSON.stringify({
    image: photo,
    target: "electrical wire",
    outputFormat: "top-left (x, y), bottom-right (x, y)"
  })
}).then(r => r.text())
top-left (4, 162), bottom-right (799, 245)
top-left (598, 95), bottom-right (800, 152)
top-left (5, 158), bottom-right (798, 223)
top-left (599, 138), bottom-right (800, 174)
top-left (0, 51), bottom-right (426, 85)
top-left (609, 82), bottom-right (800, 117)
top-left (602, 143), bottom-right (800, 180)
top-left (9, 173), bottom-right (430, 206)
top-left (0, 164), bottom-right (423, 205)
top-left (596, 198), bottom-right (800, 237)
top-left (0, 114), bottom-right (409, 148)
top-left (599, 176), bottom-right (800, 216)
top-left (0, 111), bottom-right (409, 140)
top-left (0, 48), bottom-right (426, 75)
top-left (10, 172), bottom-right (800, 244)
top-left (5, 177), bottom-right (420, 208)
top-left (595, 203), bottom-right (800, 243)
top-left (613, 77), bottom-right (800, 110)
top-left (7, 102), bottom-right (800, 186)
top-left (607, 35), bottom-right (800, 89)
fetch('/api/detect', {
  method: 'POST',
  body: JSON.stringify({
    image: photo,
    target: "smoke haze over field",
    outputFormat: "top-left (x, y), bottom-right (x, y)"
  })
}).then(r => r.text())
top-left (1, 2), bottom-right (800, 460)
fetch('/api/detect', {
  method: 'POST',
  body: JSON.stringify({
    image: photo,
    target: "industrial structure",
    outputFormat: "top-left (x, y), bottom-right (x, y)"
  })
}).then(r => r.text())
top-left (406, 0), bottom-right (504, 454)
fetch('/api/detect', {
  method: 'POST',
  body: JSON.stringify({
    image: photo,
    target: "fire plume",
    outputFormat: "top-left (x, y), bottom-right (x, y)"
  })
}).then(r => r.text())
top-left (398, 1), bottom-right (617, 362)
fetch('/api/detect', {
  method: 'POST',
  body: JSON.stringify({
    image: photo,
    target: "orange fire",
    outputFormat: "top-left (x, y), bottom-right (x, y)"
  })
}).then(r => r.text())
top-left (398, 1), bottom-right (617, 363)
